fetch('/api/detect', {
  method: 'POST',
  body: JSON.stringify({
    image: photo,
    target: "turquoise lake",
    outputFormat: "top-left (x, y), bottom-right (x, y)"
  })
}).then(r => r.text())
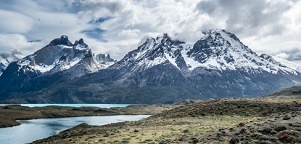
top-left (20, 104), bottom-right (133, 108)
top-left (0, 115), bottom-right (150, 144)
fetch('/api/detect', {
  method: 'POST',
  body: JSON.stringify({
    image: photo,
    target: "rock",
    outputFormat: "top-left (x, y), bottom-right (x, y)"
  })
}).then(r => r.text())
top-left (279, 133), bottom-right (293, 142)
top-left (229, 136), bottom-right (239, 144)
top-left (274, 126), bottom-right (287, 131)
top-left (134, 129), bottom-right (139, 132)
top-left (103, 132), bottom-right (110, 137)
top-left (239, 122), bottom-right (246, 127)
top-left (183, 129), bottom-right (189, 133)
top-left (256, 135), bottom-right (269, 141)
top-left (283, 114), bottom-right (291, 120)
top-left (159, 138), bottom-right (172, 144)
top-left (258, 128), bottom-right (272, 134)
top-left (240, 128), bottom-right (247, 134)
top-left (251, 133), bottom-right (259, 138)
top-left (259, 141), bottom-right (273, 144)
top-left (191, 137), bottom-right (199, 143)
top-left (288, 122), bottom-right (301, 127)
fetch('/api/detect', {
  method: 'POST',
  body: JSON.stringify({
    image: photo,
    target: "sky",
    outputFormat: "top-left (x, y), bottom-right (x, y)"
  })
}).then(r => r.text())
top-left (0, 0), bottom-right (301, 61)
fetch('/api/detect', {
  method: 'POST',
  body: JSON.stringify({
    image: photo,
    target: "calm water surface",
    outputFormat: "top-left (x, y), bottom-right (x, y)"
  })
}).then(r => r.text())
top-left (22, 104), bottom-right (133, 108)
top-left (0, 115), bottom-right (150, 144)
top-left (0, 104), bottom-right (143, 108)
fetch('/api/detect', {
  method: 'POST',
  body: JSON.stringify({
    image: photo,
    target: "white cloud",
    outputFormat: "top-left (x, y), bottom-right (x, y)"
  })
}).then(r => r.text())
top-left (0, 0), bottom-right (301, 61)
top-left (0, 34), bottom-right (44, 55)
top-left (0, 10), bottom-right (34, 33)
top-left (118, 29), bottom-right (141, 38)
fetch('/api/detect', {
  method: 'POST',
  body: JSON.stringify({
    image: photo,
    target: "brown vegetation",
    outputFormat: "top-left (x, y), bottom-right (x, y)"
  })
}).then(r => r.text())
top-left (32, 96), bottom-right (301, 143)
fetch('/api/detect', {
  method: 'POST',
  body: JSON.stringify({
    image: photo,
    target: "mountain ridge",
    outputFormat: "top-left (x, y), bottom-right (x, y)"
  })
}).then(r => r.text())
top-left (1, 29), bottom-right (301, 104)
top-left (0, 35), bottom-right (115, 98)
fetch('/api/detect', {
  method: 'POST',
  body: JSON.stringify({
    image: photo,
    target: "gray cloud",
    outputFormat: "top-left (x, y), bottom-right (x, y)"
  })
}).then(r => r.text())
top-left (0, 34), bottom-right (45, 55)
top-left (66, 0), bottom-right (123, 16)
top-left (0, 10), bottom-right (34, 33)
top-left (0, 0), bottom-right (301, 61)
top-left (279, 48), bottom-right (301, 61)
top-left (196, 0), bottom-right (296, 37)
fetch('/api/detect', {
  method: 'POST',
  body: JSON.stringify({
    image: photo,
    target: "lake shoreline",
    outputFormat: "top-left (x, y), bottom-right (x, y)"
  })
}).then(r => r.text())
top-left (0, 104), bottom-right (176, 128)
top-left (0, 115), bottom-right (151, 144)
top-left (32, 97), bottom-right (301, 144)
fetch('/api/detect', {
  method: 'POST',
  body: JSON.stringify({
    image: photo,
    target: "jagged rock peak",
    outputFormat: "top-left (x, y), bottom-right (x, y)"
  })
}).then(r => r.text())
top-left (96, 53), bottom-right (115, 63)
top-left (156, 33), bottom-right (185, 45)
top-left (156, 33), bottom-right (171, 41)
top-left (137, 33), bottom-right (185, 52)
top-left (188, 29), bottom-right (252, 58)
top-left (74, 38), bottom-right (89, 50)
top-left (201, 29), bottom-right (242, 43)
top-left (48, 35), bottom-right (73, 46)
top-left (260, 54), bottom-right (273, 60)
top-left (74, 38), bottom-right (85, 45)
top-left (106, 54), bottom-right (111, 59)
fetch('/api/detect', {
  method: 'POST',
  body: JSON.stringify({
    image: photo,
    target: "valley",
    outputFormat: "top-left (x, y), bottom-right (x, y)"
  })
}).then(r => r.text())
top-left (32, 95), bottom-right (301, 144)
top-left (1, 1), bottom-right (301, 144)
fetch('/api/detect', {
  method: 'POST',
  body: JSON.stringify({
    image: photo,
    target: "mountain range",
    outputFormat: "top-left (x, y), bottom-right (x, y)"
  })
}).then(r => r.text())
top-left (0, 29), bottom-right (301, 104)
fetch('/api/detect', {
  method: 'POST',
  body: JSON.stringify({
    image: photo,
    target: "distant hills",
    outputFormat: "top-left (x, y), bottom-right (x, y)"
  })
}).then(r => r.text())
top-left (1, 29), bottom-right (301, 104)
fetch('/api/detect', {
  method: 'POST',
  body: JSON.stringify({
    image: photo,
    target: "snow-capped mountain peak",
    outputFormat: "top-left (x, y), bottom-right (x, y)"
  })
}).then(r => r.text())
top-left (187, 29), bottom-right (253, 60)
top-left (113, 33), bottom-right (186, 71)
top-left (48, 35), bottom-right (73, 46)
top-left (74, 38), bottom-right (89, 51)
top-left (4, 36), bottom-right (115, 78)
top-left (115, 30), bottom-right (299, 75)
top-left (2, 30), bottom-right (301, 104)
top-left (181, 29), bottom-right (297, 74)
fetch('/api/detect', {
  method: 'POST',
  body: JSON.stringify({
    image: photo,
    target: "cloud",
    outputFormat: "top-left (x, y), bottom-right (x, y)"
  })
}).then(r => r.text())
top-left (196, 0), bottom-right (296, 37)
top-left (0, 0), bottom-right (301, 62)
top-left (89, 17), bottom-right (113, 24)
top-left (0, 34), bottom-right (44, 55)
top-left (274, 48), bottom-right (301, 62)
top-left (81, 28), bottom-right (106, 42)
top-left (286, 49), bottom-right (301, 61)
top-left (118, 29), bottom-right (141, 38)
top-left (0, 10), bottom-right (34, 33)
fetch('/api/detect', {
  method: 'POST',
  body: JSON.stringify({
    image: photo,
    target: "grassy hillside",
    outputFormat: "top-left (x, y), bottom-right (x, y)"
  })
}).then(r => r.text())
top-left (33, 96), bottom-right (301, 144)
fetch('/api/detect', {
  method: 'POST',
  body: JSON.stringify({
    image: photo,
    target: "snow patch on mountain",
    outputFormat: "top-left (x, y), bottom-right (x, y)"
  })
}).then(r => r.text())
top-left (184, 29), bottom-right (298, 74)
top-left (145, 56), bottom-right (167, 68)
top-left (70, 57), bottom-right (83, 67)
top-left (74, 44), bottom-right (87, 50)
top-left (164, 52), bottom-right (179, 69)
top-left (6, 36), bottom-right (116, 79)
top-left (119, 29), bottom-right (300, 76)
top-left (32, 64), bottom-right (55, 73)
